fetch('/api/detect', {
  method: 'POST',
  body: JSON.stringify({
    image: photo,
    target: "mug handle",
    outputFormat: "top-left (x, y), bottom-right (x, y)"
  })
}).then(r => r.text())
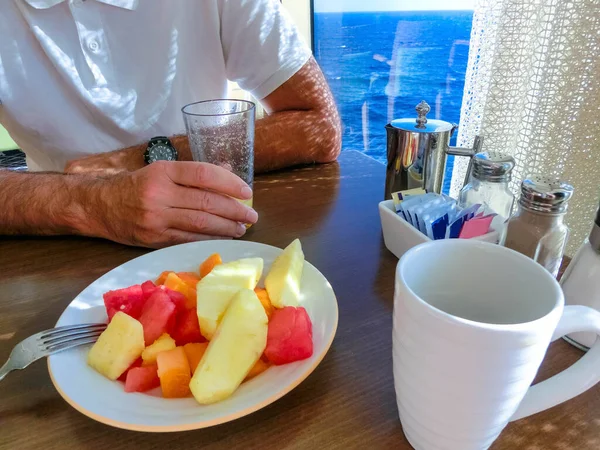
top-left (511, 305), bottom-right (600, 421)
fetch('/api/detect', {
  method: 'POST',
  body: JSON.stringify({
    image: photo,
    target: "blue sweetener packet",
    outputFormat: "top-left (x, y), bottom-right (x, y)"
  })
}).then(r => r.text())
top-left (423, 202), bottom-right (455, 239)
top-left (403, 193), bottom-right (440, 230)
top-left (431, 214), bottom-right (450, 240)
top-left (421, 197), bottom-right (459, 239)
top-left (397, 193), bottom-right (434, 226)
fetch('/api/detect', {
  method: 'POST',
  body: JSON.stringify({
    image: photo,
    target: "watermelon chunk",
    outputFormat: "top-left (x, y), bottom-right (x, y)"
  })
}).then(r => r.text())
top-left (264, 307), bottom-right (313, 365)
top-left (103, 285), bottom-right (145, 321)
top-left (171, 309), bottom-right (205, 346)
top-left (117, 357), bottom-right (143, 382)
top-left (165, 289), bottom-right (189, 312)
top-left (140, 281), bottom-right (186, 310)
top-left (138, 291), bottom-right (177, 346)
top-left (141, 280), bottom-right (157, 299)
top-left (125, 364), bottom-right (161, 393)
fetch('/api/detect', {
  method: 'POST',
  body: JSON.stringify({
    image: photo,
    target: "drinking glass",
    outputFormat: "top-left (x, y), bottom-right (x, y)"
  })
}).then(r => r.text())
top-left (182, 99), bottom-right (256, 208)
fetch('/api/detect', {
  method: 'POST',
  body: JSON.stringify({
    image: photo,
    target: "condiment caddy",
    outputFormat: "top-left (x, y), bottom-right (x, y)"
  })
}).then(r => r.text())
top-left (379, 198), bottom-right (500, 260)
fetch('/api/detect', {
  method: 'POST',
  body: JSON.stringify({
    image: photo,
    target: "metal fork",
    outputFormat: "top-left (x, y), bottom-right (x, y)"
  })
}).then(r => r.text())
top-left (0, 323), bottom-right (107, 381)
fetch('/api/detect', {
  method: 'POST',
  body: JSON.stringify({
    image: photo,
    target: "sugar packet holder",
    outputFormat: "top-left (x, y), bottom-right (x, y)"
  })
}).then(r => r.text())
top-left (390, 190), bottom-right (495, 240)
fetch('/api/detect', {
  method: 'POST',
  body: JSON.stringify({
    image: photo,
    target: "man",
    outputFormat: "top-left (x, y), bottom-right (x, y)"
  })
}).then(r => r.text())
top-left (0, 0), bottom-right (341, 248)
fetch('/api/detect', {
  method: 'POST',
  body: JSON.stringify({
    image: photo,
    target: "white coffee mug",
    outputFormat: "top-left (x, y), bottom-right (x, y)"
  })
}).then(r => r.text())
top-left (393, 239), bottom-right (600, 450)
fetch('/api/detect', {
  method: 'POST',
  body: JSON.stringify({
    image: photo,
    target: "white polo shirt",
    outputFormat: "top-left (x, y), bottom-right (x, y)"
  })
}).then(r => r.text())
top-left (0, 0), bottom-right (311, 171)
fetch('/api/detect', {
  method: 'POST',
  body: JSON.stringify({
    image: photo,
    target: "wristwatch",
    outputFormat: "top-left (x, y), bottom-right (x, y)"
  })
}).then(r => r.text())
top-left (144, 136), bottom-right (178, 164)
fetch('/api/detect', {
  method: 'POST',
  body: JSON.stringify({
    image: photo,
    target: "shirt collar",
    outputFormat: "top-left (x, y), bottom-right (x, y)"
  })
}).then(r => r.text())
top-left (23, 0), bottom-right (139, 10)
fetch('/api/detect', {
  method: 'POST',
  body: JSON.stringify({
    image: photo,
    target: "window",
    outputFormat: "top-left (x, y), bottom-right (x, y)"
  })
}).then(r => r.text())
top-left (309, 0), bottom-right (475, 192)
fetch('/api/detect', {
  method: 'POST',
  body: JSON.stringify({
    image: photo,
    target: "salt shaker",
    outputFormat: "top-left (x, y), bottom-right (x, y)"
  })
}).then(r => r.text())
top-left (459, 151), bottom-right (515, 231)
top-left (562, 202), bottom-right (600, 350)
top-left (500, 175), bottom-right (574, 277)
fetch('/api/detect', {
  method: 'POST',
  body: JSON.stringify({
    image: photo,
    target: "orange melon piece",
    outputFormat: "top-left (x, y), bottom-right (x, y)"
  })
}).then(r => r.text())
top-left (156, 347), bottom-right (191, 398)
top-left (177, 272), bottom-right (201, 289)
top-left (155, 271), bottom-right (173, 285)
top-left (245, 359), bottom-right (270, 381)
top-left (183, 342), bottom-right (208, 374)
top-left (199, 253), bottom-right (223, 279)
top-left (164, 272), bottom-right (197, 309)
top-left (254, 288), bottom-right (274, 320)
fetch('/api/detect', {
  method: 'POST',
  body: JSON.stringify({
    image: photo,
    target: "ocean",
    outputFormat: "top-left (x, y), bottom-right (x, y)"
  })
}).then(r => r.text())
top-left (314, 10), bottom-right (474, 188)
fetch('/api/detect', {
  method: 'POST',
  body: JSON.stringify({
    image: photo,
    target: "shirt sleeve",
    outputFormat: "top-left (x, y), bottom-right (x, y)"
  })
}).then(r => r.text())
top-left (219, 0), bottom-right (312, 100)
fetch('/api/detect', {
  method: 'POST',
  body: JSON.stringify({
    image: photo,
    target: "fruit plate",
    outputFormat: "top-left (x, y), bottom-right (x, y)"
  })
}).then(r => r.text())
top-left (48, 240), bottom-right (338, 432)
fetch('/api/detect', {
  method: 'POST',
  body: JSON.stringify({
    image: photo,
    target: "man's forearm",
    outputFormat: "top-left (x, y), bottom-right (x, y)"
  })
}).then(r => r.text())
top-left (253, 57), bottom-right (342, 172)
top-left (253, 108), bottom-right (340, 172)
top-left (0, 170), bottom-right (105, 237)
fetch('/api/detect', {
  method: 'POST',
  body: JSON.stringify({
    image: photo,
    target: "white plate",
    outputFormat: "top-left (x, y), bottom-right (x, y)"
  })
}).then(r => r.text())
top-left (48, 240), bottom-right (338, 432)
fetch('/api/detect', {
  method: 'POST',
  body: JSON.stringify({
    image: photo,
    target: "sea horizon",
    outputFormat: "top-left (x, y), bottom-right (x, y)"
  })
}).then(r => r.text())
top-left (314, 10), bottom-right (474, 193)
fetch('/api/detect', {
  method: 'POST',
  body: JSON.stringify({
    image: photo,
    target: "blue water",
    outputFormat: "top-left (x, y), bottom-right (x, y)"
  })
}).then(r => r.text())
top-left (314, 11), bottom-right (473, 189)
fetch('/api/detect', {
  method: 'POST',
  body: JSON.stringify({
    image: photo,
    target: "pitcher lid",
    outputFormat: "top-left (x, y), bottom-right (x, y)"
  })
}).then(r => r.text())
top-left (389, 100), bottom-right (454, 133)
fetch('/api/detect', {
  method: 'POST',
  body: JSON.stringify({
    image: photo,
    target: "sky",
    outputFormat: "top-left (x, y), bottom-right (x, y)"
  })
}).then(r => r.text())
top-left (314, 0), bottom-right (475, 13)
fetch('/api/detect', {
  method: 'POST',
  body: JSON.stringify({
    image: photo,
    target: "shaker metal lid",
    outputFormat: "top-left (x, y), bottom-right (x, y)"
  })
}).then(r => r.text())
top-left (519, 175), bottom-right (574, 213)
top-left (389, 100), bottom-right (454, 133)
top-left (472, 151), bottom-right (516, 181)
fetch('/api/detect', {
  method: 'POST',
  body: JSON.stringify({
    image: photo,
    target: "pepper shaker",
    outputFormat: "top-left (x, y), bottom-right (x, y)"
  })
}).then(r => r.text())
top-left (500, 176), bottom-right (574, 277)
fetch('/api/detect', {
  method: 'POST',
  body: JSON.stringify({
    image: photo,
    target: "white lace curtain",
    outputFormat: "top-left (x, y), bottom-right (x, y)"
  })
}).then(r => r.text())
top-left (451, 0), bottom-right (600, 254)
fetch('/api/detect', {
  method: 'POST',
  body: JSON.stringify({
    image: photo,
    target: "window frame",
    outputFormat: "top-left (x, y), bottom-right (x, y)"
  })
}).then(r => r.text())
top-left (280, 0), bottom-right (313, 51)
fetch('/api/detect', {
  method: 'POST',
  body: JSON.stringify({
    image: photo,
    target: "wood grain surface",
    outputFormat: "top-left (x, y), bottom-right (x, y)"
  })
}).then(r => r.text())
top-left (0, 151), bottom-right (597, 450)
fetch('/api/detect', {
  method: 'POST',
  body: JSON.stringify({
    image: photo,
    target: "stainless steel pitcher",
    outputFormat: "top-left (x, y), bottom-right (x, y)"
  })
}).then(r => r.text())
top-left (384, 100), bottom-right (483, 199)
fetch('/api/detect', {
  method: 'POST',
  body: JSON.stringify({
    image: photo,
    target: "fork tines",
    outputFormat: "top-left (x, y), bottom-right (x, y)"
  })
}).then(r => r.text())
top-left (39, 323), bottom-right (107, 353)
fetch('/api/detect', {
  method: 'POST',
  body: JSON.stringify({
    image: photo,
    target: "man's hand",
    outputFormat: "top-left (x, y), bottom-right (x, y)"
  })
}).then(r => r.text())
top-left (88, 161), bottom-right (257, 248)
top-left (0, 162), bottom-right (257, 248)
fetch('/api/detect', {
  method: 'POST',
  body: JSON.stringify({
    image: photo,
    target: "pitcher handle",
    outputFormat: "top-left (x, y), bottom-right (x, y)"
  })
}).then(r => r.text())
top-left (446, 135), bottom-right (484, 189)
top-left (511, 305), bottom-right (600, 421)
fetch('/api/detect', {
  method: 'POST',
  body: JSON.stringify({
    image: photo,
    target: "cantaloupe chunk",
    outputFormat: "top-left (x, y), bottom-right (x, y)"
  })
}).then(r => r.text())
top-left (199, 253), bottom-right (223, 279)
top-left (177, 272), bottom-right (201, 289)
top-left (183, 342), bottom-right (208, 374)
top-left (156, 347), bottom-right (191, 398)
top-left (254, 287), bottom-right (274, 320)
top-left (164, 272), bottom-right (196, 309)
top-left (244, 358), bottom-right (270, 381)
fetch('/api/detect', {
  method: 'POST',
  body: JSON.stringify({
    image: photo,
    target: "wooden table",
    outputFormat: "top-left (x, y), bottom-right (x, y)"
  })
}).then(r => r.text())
top-left (1, 151), bottom-right (598, 449)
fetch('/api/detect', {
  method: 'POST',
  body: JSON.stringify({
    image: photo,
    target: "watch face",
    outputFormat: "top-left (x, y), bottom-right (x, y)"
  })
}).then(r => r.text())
top-left (148, 144), bottom-right (176, 162)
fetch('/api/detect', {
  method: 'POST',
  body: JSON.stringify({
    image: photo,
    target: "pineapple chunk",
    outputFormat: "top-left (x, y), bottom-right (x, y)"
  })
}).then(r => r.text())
top-left (141, 333), bottom-right (176, 365)
top-left (190, 289), bottom-right (268, 404)
top-left (265, 239), bottom-right (304, 308)
top-left (87, 312), bottom-right (145, 380)
top-left (196, 257), bottom-right (263, 340)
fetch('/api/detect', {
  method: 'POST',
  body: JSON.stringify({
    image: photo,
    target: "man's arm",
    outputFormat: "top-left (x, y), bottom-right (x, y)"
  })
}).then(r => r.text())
top-left (0, 162), bottom-right (257, 247)
top-left (65, 58), bottom-right (341, 174)
top-left (254, 56), bottom-right (341, 172)
top-left (0, 170), bottom-right (101, 236)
